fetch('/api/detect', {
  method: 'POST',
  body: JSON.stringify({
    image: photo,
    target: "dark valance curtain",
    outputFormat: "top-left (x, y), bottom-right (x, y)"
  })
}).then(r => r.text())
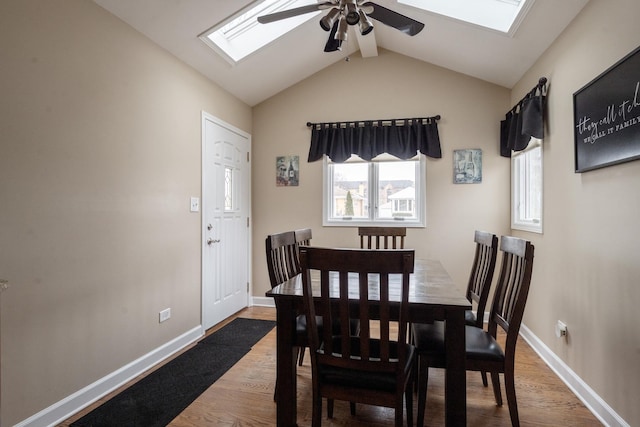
top-left (500, 78), bottom-right (548, 157)
top-left (307, 117), bottom-right (441, 163)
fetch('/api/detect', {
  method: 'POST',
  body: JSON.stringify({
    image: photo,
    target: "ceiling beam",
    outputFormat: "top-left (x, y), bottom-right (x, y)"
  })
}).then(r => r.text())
top-left (355, 28), bottom-right (378, 57)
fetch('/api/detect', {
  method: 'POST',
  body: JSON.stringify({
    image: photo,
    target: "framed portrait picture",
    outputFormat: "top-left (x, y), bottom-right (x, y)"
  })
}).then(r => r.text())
top-left (453, 149), bottom-right (482, 184)
top-left (276, 155), bottom-right (299, 186)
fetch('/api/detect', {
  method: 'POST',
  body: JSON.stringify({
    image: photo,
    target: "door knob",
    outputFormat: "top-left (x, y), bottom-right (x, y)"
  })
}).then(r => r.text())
top-left (207, 224), bottom-right (213, 230)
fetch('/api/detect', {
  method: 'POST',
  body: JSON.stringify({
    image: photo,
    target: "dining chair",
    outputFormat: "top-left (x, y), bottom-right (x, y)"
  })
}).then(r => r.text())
top-left (299, 246), bottom-right (417, 427)
top-left (358, 226), bottom-right (407, 249)
top-left (265, 231), bottom-right (309, 394)
top-left (412, 236), bottom-right (535, 427)
top-left (465, 231), bottom-right (499, 386)
top-left (411, 230), bottom-right (498, 391)
top-left (465, 231), bottom-right (499, 329)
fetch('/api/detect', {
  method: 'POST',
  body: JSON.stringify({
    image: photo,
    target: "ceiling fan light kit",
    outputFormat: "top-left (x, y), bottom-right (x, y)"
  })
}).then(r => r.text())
top-left (320, 7), bottom-right (341, 31)
top-left (336, 16), bottom-right (349, 41)
top-left (358, 9), bottom-right (374, 35)
top-left (345, 0), bottom-right (360, 25)
top-left (258, 0), bottom-right (424, 53)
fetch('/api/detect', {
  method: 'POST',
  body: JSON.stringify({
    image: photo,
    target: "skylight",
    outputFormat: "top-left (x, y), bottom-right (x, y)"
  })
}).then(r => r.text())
top-left (199, 0), bottom-right (320, 65)
top-left (398, 0), bottom-right (530, 34)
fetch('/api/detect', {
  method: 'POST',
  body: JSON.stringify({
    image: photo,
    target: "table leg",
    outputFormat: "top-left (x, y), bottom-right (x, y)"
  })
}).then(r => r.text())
top-left (444, 310), bottom-right (466, 426)
top-left (275, 299), bottom-right (298, 427)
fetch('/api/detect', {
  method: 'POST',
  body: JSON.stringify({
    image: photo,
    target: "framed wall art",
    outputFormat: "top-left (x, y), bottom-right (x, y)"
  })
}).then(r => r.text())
top-left (453, 149), bottom-right (482, 184)
top-left (276, 155), bottom-right (299, 186)
top-left (573, 45), bottom-right (640, 172)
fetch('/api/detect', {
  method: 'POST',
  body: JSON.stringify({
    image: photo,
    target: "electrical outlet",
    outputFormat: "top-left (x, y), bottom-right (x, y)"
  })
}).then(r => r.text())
top-left (555, 320), bottom-right (567, 338)
top-left (159, 308), bottom-right (171, 323)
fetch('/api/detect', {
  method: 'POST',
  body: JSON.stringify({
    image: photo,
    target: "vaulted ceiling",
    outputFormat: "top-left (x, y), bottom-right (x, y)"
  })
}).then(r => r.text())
top-left (93, 0), bottom-right (589, 107)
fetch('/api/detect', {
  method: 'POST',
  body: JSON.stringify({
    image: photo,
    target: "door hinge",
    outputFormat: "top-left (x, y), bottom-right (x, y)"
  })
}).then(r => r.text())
top-left (246, 152), bottom-right (250, 162)
top-left (246, 282), bottom-right (250, 292)
top-left (246, 217), bottom-right (250, 228)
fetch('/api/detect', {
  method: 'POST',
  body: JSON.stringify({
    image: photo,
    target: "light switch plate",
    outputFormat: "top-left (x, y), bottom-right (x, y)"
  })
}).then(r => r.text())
top-left (190, 197), bottom-right (200, 212)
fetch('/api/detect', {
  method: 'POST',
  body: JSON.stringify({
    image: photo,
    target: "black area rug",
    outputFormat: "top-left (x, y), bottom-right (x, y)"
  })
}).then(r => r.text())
top-left (71, 318), bottom-right (276, 427)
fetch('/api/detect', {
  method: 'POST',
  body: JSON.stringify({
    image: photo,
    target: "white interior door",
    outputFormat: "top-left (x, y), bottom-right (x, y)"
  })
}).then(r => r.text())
top-left (202, 112), bottom-right (251, 330)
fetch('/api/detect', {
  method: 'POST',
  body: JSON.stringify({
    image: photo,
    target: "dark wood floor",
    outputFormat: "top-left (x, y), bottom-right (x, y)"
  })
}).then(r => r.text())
top-left (60, 306), bottom-right (602, 426)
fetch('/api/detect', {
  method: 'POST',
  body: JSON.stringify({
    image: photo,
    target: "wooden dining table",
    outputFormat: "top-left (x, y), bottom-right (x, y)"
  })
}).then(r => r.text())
top-left (266, 258), bottom-right (471, 426)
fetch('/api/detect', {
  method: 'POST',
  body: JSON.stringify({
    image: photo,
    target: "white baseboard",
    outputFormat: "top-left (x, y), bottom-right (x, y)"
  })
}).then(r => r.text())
top-left (519, 324), bottom-right (629, 427)
top-left (251, 296), bottom-right (275, 307)
top-left (15, 326), bottom-right (203, 427)
top-left (21, 308), bottom-right (626, 427)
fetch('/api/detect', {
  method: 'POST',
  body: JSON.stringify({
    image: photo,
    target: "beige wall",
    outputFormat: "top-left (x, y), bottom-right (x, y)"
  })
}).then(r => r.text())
top-left (252, 50), bottom-right (511, 300)
top-left (0, 1), bottom-right (250, 424)
top-left (511, 0), bottom-right (640, 424)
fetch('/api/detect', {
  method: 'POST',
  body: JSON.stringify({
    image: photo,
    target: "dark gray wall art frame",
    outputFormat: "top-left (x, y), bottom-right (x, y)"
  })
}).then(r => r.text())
top-left (573, 45), bottom-right (640, 172)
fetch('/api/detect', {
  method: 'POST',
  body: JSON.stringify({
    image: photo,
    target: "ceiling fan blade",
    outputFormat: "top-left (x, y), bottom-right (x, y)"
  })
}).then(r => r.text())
top-left (324, 20), bottom-right (342, 52)
top-left (257, 2), bottom-right (333, 24)
top-left (362, 2), bottom-right (424, 36)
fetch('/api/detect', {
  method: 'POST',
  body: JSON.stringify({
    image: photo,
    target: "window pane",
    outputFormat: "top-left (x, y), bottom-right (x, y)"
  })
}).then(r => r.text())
top-left (378, 161), bottom-right (417, 220)
top-left (324, 156), bottom-right (425, 226)
top-left (331, 162), bottom-right (369, 219)
top-left (512, 144), bottom-right (542, 233)
top-left (224, 166), bottom-right (233, 211)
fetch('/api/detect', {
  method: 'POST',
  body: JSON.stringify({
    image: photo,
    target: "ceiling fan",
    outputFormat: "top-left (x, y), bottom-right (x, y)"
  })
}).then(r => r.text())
top-left (257, 0), bottom-right (424, 52)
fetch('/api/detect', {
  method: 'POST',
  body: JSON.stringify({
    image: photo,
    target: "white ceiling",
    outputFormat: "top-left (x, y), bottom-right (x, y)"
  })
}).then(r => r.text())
top-left (93, 0), bottom-right (589, 107)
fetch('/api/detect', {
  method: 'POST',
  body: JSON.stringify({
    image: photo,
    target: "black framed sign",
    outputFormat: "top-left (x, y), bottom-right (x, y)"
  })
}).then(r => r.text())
top-left (573, 45), bottom-right (640, 172)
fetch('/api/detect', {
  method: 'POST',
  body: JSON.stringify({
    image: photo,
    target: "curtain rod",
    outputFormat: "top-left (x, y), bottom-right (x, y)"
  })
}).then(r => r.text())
top-left (306, 115), bottom-right (441, 128)
top-left (514, 77), bottom-right (547, 108)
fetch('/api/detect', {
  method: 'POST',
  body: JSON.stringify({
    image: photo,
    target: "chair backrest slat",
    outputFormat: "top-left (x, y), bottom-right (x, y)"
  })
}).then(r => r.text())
top-left (466, 231), bottom-right (499, 326)
top-left (358, 227), bottom-right (407, 249)
top-left (293, 228), bottom-right (312, 270)
top-left (488, 236), bottom-right (535, 355)
top-left (265, 231), bottom-right (299, 288)
top-left (300, 247), bottom-right (414, 371)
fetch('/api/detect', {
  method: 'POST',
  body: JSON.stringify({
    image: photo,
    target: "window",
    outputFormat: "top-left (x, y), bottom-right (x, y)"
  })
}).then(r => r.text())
top-left (398, 0), bottom-right (531, 35)
top-left (224, 166), bottom-right (233, 211)
top-left (199, 0), bottom-right (320, 64)
top-left (323, 155), bottom-right (426, 227)
top-left (511, 139), bottom-right (542, 233)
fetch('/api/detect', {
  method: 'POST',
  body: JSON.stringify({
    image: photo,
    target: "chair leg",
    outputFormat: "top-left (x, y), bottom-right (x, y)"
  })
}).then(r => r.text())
top-left (395, 401), bottom-right (404, 427)
top-left (405, 382), bottom-right (414, 427)
top-left (327, 398), bottom-right (334, 418)
top-left (504, 369), bottom-right (520, 427)
top-left (312, 393), bottom-right (322, 427)
top-left (490, 372), bottom-right (503, 406)
top-left (297, 347), bottom-right (305, 366)
top-left (416, 357), bottom-right (429, 427)
top-left (350, 402), bottom-right (356, 415)
top-left (481, 371), bottom-right (488, 387)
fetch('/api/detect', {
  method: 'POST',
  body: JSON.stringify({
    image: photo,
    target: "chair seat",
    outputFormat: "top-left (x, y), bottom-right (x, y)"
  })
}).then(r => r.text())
top-left (412, 322), bottom-right (505, 363)
top-left (318, 337), bottom-right (416, 392)
top-left (295, 314), bottom-right (310, 339)
top-left (465, 309), bottom-right (477, 325)
top-left (465, 326), bottom-right (504, 362)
